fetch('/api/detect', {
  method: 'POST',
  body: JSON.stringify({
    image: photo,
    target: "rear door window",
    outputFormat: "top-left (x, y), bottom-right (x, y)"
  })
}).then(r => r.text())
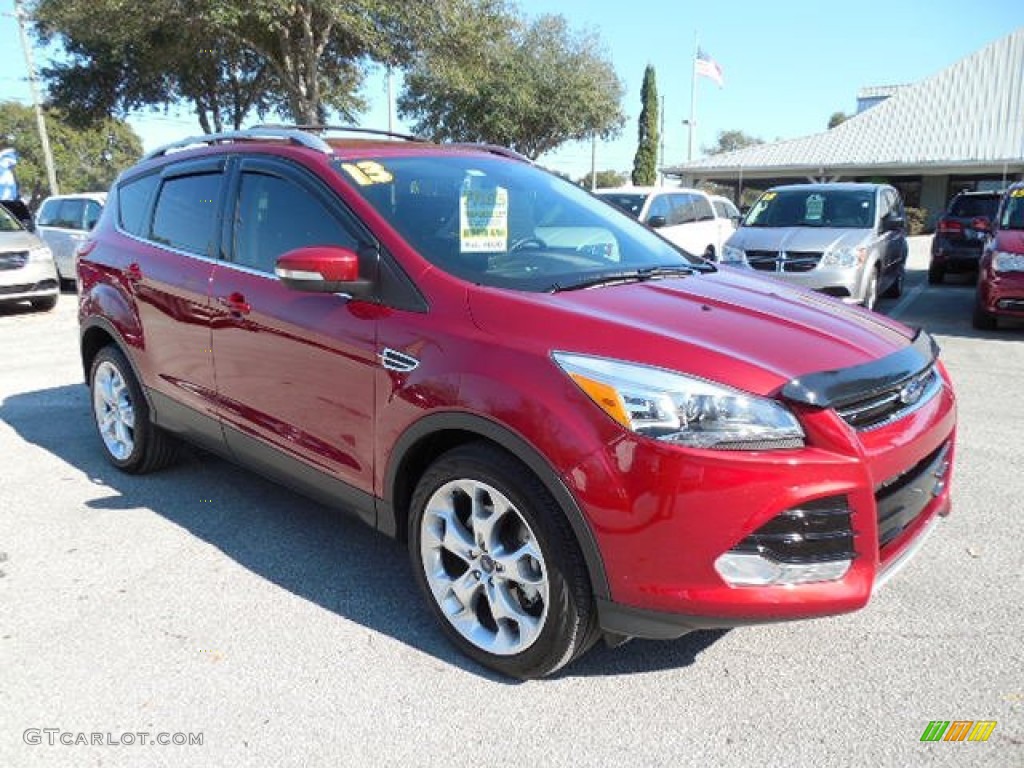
top-left (150, 173), bottom-right (223, 256)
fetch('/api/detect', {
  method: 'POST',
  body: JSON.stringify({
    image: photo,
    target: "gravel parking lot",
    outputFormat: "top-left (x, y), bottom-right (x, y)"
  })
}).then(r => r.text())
top-left (1, 237), bottom-right (1021, 767)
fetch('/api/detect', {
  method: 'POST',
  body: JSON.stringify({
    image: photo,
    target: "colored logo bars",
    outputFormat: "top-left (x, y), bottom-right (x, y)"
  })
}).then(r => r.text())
top-left (920, 720), bottom-right (997, 742)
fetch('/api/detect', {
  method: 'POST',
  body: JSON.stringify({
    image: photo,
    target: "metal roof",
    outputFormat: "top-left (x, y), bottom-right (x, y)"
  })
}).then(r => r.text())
top-left (665, 28), bottom-right (1024, 178)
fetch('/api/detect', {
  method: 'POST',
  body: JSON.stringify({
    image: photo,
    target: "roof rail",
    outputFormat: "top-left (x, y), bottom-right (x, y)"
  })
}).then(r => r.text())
top-left (445, 143), bottom-right (532, 164)
top-left (253, 124), bottom-right (426, 143)
top-left (141, 128), bottom-right (333, 161)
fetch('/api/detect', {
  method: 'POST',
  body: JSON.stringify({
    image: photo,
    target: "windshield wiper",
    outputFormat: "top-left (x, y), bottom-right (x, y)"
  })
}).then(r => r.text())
top-left (549, 264), bottom-right (706, 292)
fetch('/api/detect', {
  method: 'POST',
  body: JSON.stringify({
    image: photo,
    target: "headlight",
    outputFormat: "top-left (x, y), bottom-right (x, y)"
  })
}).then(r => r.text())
top-left (553, 353), bottom-right (804, 450)
top-left (721, 245), bottom-right (746, 264)
top-left (28, 246), bottom-right (53, 263)
top-left (821, 246), bottom-right (866, 268)
top-left (993, 251), bottom-right (1024, 272)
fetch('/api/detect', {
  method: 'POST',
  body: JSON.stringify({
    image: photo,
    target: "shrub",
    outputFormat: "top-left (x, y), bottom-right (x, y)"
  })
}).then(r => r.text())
top-left (904, 207), bottom-right (929, 235)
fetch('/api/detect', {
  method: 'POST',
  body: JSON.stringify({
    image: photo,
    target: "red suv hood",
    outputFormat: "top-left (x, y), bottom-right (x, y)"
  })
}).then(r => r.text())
top-left (468, 267), bottom-right (914, 396)
top-left (994, 230), bottom-right (1024, 252)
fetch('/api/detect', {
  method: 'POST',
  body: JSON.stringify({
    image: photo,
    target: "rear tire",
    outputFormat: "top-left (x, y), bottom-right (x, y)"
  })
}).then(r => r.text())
top-left (89, 345), bottom-right (179, 473)
top-left (928, 265), bottom-right (945, 284)
top-left (409, 442), bottom-right (597, 679)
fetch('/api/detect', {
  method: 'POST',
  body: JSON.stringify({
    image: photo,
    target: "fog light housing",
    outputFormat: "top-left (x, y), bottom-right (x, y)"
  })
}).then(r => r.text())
top-left (714, 552), bottom-right (852, 586)
top-left (714, 495), bottom-right (855, 586)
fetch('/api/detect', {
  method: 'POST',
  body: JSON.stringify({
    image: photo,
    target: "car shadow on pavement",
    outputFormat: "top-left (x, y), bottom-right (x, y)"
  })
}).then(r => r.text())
top-left (2, 383), bottom-right (726, 681)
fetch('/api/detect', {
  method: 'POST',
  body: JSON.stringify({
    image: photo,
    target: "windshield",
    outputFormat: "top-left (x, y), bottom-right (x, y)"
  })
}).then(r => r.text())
top-left (0, 204), bottom-right (23, 232)
top-left (336, 157), bottom-right (702, 292)
top-left (744, 188), bottom-right (876, 229)
top-left (594, 192), bottom-right (649, 218)
top-left (999, 190), bottom-right (1024, 230)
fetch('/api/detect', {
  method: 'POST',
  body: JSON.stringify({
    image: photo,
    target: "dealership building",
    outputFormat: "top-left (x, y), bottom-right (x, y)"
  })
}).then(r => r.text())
top-left (664, 28), bottom-right (1024, 222)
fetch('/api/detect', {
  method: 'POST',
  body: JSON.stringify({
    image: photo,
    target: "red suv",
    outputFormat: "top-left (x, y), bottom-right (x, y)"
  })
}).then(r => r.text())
top-left (78, 128), bottom-right (957, 678)
top-left (974, 182), bottom-right (1024, 329)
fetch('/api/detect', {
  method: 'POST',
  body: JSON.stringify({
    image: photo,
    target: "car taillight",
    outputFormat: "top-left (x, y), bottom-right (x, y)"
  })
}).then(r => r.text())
top-left (937, 218), bottom-right (963, 234)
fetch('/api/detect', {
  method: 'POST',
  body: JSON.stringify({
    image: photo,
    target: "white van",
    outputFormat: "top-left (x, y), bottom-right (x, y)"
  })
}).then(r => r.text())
top-left (36, 192), bottom-right (107, 284)
top-left (595, 186), bottom-right (737, 260)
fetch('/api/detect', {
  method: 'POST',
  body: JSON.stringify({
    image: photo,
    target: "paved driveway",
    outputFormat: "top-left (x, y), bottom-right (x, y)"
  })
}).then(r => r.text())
top-left (0, 237), bottom-right (1020, 767)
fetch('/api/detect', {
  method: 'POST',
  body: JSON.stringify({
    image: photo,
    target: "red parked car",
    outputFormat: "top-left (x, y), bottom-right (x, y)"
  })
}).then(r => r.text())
top-left (78, 128), bottom-right (957, 678)
top-left (975, 182), bottom-right (1024, 329)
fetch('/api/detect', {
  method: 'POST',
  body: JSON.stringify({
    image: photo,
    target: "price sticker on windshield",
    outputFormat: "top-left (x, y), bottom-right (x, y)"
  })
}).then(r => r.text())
top-left (341, 161), bottom-right (393, 186)
top-left (805, 194), bottom-right (824, 221)
top-left (460, 186), bottom-right (509, 253)
top-left (1011, 189), bottom-right (1024, 198)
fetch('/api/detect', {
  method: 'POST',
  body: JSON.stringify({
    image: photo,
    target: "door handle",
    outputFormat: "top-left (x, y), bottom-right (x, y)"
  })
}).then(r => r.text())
top-left (217, 292), bottom-right (251, 316)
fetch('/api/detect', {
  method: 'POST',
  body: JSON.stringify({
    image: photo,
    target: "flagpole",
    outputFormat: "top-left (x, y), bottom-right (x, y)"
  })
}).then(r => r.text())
top-left (688, 31), bottom-right (698, 162)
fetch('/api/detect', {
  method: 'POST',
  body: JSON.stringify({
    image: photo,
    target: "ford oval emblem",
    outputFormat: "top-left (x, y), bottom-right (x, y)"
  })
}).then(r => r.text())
top-left (899, 375), bottom-right (928, 406)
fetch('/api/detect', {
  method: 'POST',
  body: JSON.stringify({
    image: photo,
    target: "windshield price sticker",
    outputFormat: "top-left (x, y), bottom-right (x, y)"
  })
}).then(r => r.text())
top-left (460, 186), bottom-right (509, 253)
top-left (805, 194), bottom-right (824, 221)
top-left (1012, 189), bottom-right (1024, 198)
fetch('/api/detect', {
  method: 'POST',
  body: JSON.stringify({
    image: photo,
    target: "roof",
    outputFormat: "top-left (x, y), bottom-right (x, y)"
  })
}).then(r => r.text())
top-left (665, 28), bottom-right (1024, 179)
top-left (41, 192), bottom-right (107, 203)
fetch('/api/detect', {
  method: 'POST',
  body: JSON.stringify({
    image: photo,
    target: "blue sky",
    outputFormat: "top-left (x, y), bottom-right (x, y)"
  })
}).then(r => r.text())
top-left (2, 1), bottom-right (1022, 182)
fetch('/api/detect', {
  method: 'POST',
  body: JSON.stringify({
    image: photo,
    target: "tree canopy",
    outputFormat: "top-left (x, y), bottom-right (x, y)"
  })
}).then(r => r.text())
top-left (828, 111), bottom-right (850, 129)
top-left (0, 101), bottom-right (142, 208)
top-left (398, 11), bottom-right (625, 159)
top-left (704, 130), bottom-right (764, 155)
top-left (631, 65), bottom-right (659, 186)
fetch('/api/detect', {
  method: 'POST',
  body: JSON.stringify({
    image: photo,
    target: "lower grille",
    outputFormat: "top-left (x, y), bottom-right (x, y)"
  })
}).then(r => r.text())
top-left (876, 442), bottom-right (950, 550)
top-left (0, 251), bottom-right (28, 271)
top-left (731, 496), bottom-right (855, 564)
top-left (996, 298), bottom-right (1024, 311)
top-left (746, 250), bottom-right (823, 273)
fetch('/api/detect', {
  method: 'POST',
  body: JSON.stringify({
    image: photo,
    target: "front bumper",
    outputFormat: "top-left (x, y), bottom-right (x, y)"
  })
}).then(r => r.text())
top-left (746, 264), bottom-right (869, 304)
top-left (566, 353), bottom-right (956, 639)
top-left (0, 259), bottom-right (59, 303)
top-left (979, 270), bottom-right (1024, 318)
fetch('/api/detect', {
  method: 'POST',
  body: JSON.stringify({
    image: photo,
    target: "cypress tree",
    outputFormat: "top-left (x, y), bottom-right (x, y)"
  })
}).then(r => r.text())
top-left (631, 65), bottom-right (659, 186)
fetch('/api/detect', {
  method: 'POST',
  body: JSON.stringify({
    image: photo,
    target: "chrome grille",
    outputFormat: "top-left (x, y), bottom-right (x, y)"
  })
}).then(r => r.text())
top-left (836, 366), bottom-right (941, 431)
top-left (745, 250), bottom-right (823, 273)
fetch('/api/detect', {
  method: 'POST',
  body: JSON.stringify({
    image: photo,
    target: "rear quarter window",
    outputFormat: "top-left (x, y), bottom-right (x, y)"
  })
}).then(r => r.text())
top-left (118, 174), bottom-right (160, 237)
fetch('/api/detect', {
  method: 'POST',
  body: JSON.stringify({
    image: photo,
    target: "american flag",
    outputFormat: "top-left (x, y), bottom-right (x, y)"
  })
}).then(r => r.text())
top-left (695, 48), bottom-right (724, 87)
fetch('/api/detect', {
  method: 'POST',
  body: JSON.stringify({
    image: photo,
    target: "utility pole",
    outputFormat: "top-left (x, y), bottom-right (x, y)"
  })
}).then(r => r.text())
top-left (13, 0), bottom-right (58, 196)
top-left (386, 66), bottom-right (395, 136)
top-left (590, 133), bottom-right (597, 191)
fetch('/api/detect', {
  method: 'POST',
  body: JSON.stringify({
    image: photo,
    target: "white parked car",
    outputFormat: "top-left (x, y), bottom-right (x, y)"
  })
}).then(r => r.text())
top-left (595, 186), bottom-right (738, 260)
top-left (0, 203), bottom-right (58, 312)
top-left (35, 192), bottom-right (107, 284)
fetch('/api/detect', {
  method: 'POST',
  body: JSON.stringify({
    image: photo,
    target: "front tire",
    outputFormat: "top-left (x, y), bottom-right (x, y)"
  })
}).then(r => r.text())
top-left (972, 300), bottom-right (997, 330)
top-left (89, 346), bottom-right (179, 473)
top-left (409, 443), bottom-right (597, 679)
top-left (882, 267), bottom-right (904, 298)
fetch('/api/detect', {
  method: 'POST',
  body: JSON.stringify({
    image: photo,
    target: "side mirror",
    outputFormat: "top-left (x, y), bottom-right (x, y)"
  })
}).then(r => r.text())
top-left (881, 214), bottom-right (905, 233)
top-left (275, 245), bottom-right (371, 296)
top-left (647, 215), bottom-right (667, 228)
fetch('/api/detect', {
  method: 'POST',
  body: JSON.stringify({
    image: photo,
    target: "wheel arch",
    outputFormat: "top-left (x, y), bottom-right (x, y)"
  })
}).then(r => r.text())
top-left (380, 411), bottom-right (610, 600)
top-left (80, 317), bottom-right (154, 412)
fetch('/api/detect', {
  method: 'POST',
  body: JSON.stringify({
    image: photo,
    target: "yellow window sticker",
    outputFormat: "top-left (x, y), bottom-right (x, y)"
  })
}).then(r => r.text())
top-left (341, 161), bottom-right (394, 186)
top-left (1011, 188), bottom-right (1024, 198)
top-left (460, 186), bottom-right (509, 253)
top-left (762, 192), bottom-right (777, 201)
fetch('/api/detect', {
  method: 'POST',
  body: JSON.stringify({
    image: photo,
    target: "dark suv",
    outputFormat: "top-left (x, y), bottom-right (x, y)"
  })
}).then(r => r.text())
top-left (929, 190), bottom-right (1002, 283)
top-left (78, 127), bottom-right (957, 678)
